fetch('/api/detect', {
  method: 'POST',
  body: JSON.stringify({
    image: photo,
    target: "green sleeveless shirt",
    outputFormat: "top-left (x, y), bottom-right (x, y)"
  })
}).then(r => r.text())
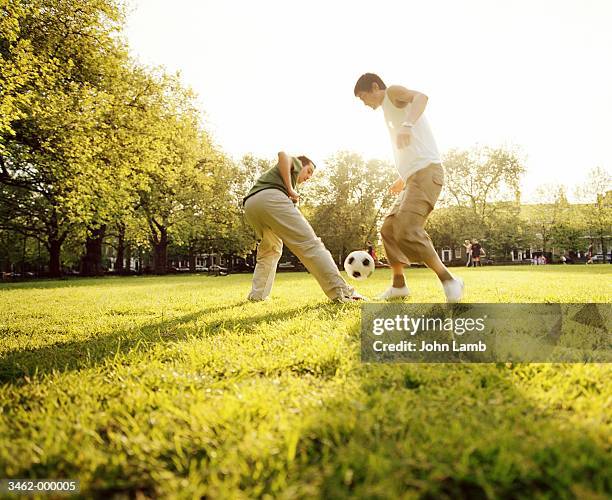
top-left (243, 156), bottom-right (303, 204)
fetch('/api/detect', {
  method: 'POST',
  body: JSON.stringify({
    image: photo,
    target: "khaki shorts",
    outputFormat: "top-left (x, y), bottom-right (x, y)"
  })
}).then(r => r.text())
top-left (389, 163), bottom-right (444, 217)
top-left (381, 163), bottom-right (444, 265)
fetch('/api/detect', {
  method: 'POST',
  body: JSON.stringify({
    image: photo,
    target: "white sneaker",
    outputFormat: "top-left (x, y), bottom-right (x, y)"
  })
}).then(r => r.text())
top-left (335, 290), bottom-right (369, 303)
top-left (442, 277), bottom-right (464, 303)
top-left (376, 285), bottom-right (410, 300)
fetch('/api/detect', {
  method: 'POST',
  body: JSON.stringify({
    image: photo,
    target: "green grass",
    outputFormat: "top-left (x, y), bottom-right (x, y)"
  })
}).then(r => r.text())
top-left (0, 266), bottom-right (611, 499)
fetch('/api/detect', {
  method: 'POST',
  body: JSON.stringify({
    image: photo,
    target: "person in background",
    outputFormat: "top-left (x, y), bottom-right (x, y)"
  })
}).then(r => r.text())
top-left (586, 242), bottom-right (594, 264)
top-left (366, 241), bottom-right (378, 263)
top-left (471, 240), bottom-right (482, 267)
top-left (463, 239), bottom-right (472, 267)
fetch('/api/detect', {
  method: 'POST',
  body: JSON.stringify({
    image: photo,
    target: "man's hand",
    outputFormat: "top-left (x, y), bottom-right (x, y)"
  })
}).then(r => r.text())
top-left (396, 125), bottom-right (412, 148)
top-left (389, 178), bottom-right (405, 194)
top-left (287, 188), bottom-right (300, 203)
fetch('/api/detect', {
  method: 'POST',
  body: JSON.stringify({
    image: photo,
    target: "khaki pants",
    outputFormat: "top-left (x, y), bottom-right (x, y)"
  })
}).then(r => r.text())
top-left (381, 163), bottom-right (444, 266)
top-left (243, 189), bottom-right (353, 300)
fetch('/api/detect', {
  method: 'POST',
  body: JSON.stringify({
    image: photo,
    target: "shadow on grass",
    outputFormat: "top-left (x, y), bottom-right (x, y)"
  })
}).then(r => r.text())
top-left (1, 294), bottom-right (609, 498)
top-left (0, 300), bottom-right (344, 385)
top-left (66, 364), bottom-right (609, 498)
top-left (0, 273), bottom-right (246, 291)
top-left (282, 363), bottom-right (611, 499)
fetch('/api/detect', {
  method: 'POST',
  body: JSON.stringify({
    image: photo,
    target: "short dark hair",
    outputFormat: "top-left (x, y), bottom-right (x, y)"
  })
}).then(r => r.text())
top-left (354, 73), bottom-right (386, 95)
top-left (297, 155), bottom-right (316, 169)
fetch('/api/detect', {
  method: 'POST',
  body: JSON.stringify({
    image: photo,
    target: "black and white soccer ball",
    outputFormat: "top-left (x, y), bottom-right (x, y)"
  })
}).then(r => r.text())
top-left (344, 250), bottom-right (375, 281)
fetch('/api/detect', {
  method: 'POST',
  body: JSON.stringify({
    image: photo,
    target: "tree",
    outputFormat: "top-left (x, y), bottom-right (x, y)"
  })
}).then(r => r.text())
top-left (302, 152), bottom-right (396, 264)
top-left (442, 146), bottom-right (525, 234)
top-left (0, 0), bottom-right (133, 276)
top-left (486, 204), bottom-right (524, 259)
top-left (170, 154), bottom-right (257, 271)
top-left (575, 166), bottom-right (612, 259)
top-left (426, 206), bottom-right (474, 253)
top-left (134, 73), bottom-right (217, 274)
top-left (524, 184), bottom-right (570, 255)
top-left (549, 220), bottom-right (584, 255)
top-left (427, 202), bottom-right (524, 260)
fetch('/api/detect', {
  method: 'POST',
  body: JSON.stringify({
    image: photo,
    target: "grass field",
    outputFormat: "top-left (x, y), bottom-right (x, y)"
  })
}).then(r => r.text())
top-left (1, 266), bottom-right (611, 499)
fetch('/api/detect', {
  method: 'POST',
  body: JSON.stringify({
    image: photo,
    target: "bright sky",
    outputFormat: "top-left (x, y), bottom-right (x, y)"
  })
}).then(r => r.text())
top-left (124, 0), bottom-right (612, 201)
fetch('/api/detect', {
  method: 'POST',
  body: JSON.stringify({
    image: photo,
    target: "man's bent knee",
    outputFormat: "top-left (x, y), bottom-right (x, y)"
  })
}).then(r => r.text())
top-left (257, 246), bottom-right (283, 260)
top-left (380, 218), bottom-right (395, 242)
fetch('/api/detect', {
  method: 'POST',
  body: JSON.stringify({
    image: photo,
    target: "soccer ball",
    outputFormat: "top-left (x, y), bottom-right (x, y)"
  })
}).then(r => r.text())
top-left (344, 250), bottom-right (375, 281)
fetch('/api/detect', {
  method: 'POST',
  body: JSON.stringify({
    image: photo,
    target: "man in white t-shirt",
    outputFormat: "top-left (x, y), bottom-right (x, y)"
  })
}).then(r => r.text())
top-left (354, 73), bottom-right (464, 302)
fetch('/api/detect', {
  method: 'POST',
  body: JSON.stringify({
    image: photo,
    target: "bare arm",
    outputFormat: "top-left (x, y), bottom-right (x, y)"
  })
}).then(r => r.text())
top-left (387, 85), bottom-right (429, 124)
top-left (387, 86), bottom-right (429, 149)
top-left (277, 151), bottom-right (299, 201)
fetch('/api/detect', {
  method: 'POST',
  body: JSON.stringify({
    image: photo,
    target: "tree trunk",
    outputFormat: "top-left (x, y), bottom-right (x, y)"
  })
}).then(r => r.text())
top-left (49, 239), bottom-right (62, 277)
top-left (137, 247), bottom-right (143, 273)
top-left (47, 211), bottom-right (64, 278)
top-left (21, 234), bottom-right (27, 276)
top-left (81, 225), bottom-right (106, 276)
top-left (153, 227), bottom-right (168, 274)
top-left (188, 243), bottom-right (196, 272)
top-left (124, 244), bottom-right (132, 274)
top-left (115, 223), bottom-right (125, 274)
top-left (1, 232), bottom-right (11, 273)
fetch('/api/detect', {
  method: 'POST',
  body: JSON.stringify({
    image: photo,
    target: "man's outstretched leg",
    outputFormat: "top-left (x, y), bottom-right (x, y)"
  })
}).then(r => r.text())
top-left (247, 189), bottom-right (364, 302)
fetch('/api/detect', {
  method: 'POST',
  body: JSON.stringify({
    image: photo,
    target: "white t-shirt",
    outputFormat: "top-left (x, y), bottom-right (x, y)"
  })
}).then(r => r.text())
top-left (381, 90), bottom-right (441, 180)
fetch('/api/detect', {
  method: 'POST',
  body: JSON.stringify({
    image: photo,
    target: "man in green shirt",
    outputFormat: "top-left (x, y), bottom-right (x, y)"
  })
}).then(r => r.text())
top-left (243, 151), bottom-right (365, 302)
